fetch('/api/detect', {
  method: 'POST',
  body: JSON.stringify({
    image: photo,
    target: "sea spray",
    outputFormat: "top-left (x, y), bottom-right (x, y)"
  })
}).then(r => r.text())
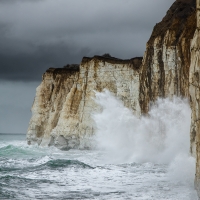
top-left (92, 89), bottom-right (195, 184)
top-left (0, 134), bottom-right (197, 199)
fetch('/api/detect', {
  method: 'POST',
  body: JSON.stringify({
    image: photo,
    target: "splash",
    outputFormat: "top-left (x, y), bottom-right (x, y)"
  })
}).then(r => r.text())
top-left (92, 89), bottom-right (194, 166)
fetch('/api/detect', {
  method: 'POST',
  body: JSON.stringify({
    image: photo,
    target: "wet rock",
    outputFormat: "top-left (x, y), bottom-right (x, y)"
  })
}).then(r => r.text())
top-left (55, 135), bottom-right (69, 150)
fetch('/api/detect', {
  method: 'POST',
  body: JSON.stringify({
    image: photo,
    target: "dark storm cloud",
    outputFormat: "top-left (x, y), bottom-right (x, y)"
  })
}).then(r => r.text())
top-left (0, 0), bottom-right (175, 81)
top-left (0, 0), bottom-right (176, 133)
top-left (0, 43), bottom-right (90, 81)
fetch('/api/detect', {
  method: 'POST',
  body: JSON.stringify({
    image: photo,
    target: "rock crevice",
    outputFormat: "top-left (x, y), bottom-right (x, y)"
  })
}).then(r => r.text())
top-left (27, 57), bottom-right (142, 149)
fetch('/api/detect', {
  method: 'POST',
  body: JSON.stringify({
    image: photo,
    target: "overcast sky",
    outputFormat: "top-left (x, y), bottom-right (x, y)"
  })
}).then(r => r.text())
top-left (0, 0), bottom-right (175, 133)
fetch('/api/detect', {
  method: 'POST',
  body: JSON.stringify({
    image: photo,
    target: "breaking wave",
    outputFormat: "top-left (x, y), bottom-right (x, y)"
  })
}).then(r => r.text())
top-left (93, 90), bottom-right (195, 184)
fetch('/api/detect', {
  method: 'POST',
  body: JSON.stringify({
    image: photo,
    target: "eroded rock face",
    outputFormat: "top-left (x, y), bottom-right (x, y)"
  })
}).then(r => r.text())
top-left (27, 56), bottom-right (142, 149)
top-left (139, 0), bottom-right (196, 113)
top-left (190, 29), bottom-right (200, 193)
top-left (189, 0), bottom-right (200, 195)
top-left (27, 67), bottom-right (79, 145)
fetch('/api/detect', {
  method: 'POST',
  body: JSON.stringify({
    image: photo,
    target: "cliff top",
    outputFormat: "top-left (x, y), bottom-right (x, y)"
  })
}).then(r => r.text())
top-left (46, 66), bottom-right (79, 74)
top-left (148, 0), bottom-right (196, 45)
top-left (46, 56), bottom-right (143, 74)
top-left (82, 55), bottom-right (143, 69)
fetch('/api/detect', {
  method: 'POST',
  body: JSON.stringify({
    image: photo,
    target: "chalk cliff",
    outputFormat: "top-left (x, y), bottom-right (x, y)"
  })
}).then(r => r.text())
top-left (139, 0), bottom-right (196, 113)
top-left (27, 0), bottom-right (196, 151)
top-left (139, 0), bottom-right (200, 193)
top-left (189, 0), bottom-right (200, 195)
top-left (190, 28), bottom-right (200, 197)
top-left (27, 56), bottom-right (142, 149)
top-left (27, 0), bottom-right (200, 195)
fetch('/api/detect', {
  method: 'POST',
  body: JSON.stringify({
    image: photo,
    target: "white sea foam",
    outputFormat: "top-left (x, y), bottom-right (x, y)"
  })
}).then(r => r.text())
top-left (0, 91), bottom-right (197, 199)
top-left (0, 132), bottom-right (197, 199)
top-left (92, 89), bottom-right (195, 185)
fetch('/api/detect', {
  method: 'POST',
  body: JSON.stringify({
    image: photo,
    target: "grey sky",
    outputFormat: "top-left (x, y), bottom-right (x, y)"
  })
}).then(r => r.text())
top-left (0, 0), bottom-right (175, 133)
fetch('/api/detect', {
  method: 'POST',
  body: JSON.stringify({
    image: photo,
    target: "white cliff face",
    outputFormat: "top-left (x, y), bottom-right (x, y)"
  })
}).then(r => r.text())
top-left (27, 68), bottom-right (79, 146)
top-left (27, 57), bottom-right (142, 149)
top-left (140, 33), bottom-right (189, 109)
top-left (139, 4), bottom-right (195, 113)
top-left (187, 1), bottom-right (200, 198)
top-left (189, 0), bottom-right (200, 194)
top-left (190, 29), bottom-right (200, 194)
top-left (190, 30), bottom-right (200, 157)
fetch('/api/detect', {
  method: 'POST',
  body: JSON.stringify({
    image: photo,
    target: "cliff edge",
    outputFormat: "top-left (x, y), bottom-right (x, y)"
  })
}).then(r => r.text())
top-left (140, 0), bottom-right (196, 113)
top-left (27, 56), bottom-right (142, 149)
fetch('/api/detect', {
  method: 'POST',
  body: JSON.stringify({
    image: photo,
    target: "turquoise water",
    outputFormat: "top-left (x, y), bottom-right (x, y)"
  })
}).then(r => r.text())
top-left (0, 134), bottom-right (198, 200)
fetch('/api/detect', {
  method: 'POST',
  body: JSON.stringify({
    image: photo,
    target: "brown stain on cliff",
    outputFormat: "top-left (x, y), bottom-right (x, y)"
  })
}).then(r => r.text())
top-left (140, 0), bottom-right (196, 113)
top-left (69, 88), bottom-right (83, 116)
top-left (83, 56), bottom-right (143, 93)
top-left (27, 55), bottom-right (142, 145)
top-left (148, 0), bottom-right (196, 46)
top-left (33, 67), bottom-right (79, 139)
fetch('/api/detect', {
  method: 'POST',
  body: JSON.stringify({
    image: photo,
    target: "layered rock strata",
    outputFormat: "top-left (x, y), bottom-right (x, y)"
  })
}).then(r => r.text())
top-left (138, 0), bottom-right (200, 193)
top-left (27, 56), bottom-right (142, 149)
top-left (189, 0), bottom-right (200, 195)
top-left (190, 28), bottom-right (200, 197)
top-left (139, 0), bottom-right (196, 113)
top-left (27, 67), bottom-right (79, 146)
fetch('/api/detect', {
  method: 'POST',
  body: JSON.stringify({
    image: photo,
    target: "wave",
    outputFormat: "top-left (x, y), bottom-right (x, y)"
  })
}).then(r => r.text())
top-left (38, 159), bottom-right (94, 169)
top-left (0, 144), bottom-right (30, 156)
top-left (0, 142), bottom-right (60, 158)
top-left (93, 90), bottom-right (191, 164)
top-left (0, 175), bottom-right (53, 184)
top-left (0, 158), bottom-right (94, 173)
top-left (92, 90), bottom-right (195, 185)
top-left (0, 175), bottom-right (54, 200)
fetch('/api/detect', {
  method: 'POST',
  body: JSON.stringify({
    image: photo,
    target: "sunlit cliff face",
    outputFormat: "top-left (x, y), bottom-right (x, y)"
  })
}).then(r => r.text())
top-left (27, 56), bottom-right (142, 149)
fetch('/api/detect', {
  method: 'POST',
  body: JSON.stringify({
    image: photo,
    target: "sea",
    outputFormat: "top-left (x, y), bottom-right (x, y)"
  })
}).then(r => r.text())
top-left (0, 91), bottom-right (198, 200)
